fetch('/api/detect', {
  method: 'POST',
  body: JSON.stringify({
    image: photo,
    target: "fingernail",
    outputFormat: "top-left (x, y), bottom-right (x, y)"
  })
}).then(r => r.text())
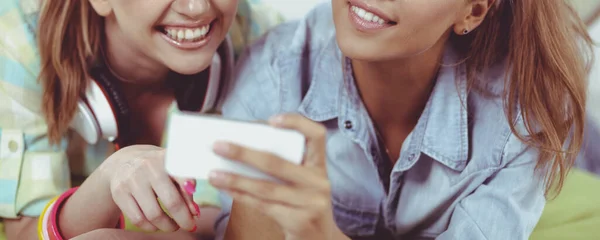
top-left (213, 142), bottom-right (231, 155)
top-left (209, 171), bottom-right (228, 184)
top-left (193, 202), bottom-right (200, 216)
top-left (183, 181), bottom-right (196, 195)
top-left (269, 115), bottom-right (285, 125)
top-left (188, 225), bottom-right (197, 233)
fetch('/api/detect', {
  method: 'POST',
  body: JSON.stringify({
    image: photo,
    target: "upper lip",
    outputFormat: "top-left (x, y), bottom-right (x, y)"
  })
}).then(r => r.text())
top-left (348, 0), bottom-right (396, 23)
top-left (160, 18), bottom-right (215, 28)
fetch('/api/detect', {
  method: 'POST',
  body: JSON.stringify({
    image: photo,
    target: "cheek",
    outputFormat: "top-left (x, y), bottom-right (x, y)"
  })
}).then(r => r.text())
top-left (214, 0), bottom-right (239, 21)
top-left (111, 1), bottom-right (166, 36)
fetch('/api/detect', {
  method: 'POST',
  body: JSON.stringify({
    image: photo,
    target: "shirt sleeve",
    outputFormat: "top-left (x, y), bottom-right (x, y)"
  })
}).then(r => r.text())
top-left (0, 0), bottom-right (72, 219)
top-left (436, 132), bottom-right (547, 240)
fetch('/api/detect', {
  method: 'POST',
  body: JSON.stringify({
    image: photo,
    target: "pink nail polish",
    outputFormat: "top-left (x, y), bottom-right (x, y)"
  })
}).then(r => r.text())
top-left (183, 181), bottom-right (196, 195)
top-left (193, 203), bottom-right (200, 216)
top-left (188, 225), bottom-right (197, 233)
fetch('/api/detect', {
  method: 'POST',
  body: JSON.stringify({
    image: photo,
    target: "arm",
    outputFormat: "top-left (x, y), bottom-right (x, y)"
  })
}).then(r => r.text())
top-left (436, 133), bottom-right (546, 240)
top-left (223, 201), bottom-right (284, 240)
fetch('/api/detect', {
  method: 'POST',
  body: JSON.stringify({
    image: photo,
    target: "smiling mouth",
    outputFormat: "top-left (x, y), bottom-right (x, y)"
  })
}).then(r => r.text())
top-left (156, 21), bottom-right (214, 43)
top-left (350, 5), bottom-right (397, 25)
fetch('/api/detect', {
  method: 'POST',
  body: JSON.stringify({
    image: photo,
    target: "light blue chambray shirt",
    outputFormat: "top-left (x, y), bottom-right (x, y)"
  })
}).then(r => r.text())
top-left (216, 3), bottom-right (546, 239)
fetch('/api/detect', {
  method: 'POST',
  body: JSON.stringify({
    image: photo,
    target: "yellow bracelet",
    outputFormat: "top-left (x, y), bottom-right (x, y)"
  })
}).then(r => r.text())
top-left (37, 196), bottom-right (59, 240)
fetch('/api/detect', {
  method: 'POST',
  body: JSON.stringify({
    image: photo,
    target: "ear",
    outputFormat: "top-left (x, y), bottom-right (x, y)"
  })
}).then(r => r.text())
top-left (453, 0), bottom-right (496, 35)
top-left (88, 0), bottom-right (113, 17)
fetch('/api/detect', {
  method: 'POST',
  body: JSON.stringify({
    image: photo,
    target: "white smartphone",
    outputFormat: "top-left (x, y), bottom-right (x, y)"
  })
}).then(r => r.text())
top-left (163, 111), bottom-right (306, 182)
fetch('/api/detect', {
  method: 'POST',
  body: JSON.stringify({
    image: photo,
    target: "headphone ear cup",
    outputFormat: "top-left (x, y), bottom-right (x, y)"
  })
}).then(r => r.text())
top-left (87, 65), bottom-right (131, 145)
top-left (70, 100), bottom-right (101, 144)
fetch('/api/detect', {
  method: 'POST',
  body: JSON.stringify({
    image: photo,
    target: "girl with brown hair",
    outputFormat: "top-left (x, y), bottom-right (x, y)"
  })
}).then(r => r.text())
top-left (207, 0), bottom-right (595, 239)
top-left (0, 0), bottom-right (282, 239)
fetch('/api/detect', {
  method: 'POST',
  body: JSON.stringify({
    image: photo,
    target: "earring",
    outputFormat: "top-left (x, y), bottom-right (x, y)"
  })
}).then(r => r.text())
top-left (462, 29), bottom-right (469, 35)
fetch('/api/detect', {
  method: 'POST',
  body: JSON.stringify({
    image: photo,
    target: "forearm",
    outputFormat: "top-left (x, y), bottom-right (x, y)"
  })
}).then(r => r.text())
top-left (71, 228), bottom-right (198, 240)
top-left (224, 202), bottom-right (284, 240)
top-left (59, 168), bottom-right (121, 238)
top-left (4, 217), bottom-right (39, 240)
top-left (223, 202), bottom-right (350, 240)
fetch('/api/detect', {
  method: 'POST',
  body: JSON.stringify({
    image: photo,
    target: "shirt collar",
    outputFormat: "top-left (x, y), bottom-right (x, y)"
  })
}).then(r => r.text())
top-left (297, 37), bottom-right (343, 122)
top-left (419, 46), bottom-right (469, 170)
top-left (297, 39), bottom-right (470, 171)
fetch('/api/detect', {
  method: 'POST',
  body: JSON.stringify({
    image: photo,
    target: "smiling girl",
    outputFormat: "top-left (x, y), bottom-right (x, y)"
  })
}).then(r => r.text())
top-left (212, 0), bottom-right (594, 239)
top-left (0, 0), bottom-right (282, 239)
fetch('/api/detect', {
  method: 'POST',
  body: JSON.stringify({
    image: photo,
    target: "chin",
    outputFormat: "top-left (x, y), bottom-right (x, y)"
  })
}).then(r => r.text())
top-left (337, 36), bottom-right (431, 63)
top-left (336, 36), bottom-right (388, 62)
top-left (168, 58), bottom-right (213, 75)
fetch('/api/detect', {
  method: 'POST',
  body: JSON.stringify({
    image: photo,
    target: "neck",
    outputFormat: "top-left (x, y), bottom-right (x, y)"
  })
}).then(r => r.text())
top-left (352, 37), bottom-right (448, 130)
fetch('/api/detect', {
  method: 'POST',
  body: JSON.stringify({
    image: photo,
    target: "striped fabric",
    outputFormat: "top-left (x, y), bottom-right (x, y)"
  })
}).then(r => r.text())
top-left (0, 0), bottom-right (283, 219)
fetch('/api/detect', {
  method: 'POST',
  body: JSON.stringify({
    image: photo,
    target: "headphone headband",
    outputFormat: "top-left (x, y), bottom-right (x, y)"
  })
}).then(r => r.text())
top-left (70, 47), bottom-right (227, 145)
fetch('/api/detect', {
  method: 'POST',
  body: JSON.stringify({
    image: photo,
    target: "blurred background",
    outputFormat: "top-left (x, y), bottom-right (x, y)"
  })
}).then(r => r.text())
top-left (262, 0), bottom-right (600, 123)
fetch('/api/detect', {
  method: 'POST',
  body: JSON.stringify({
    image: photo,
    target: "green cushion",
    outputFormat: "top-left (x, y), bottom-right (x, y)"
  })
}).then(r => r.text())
top-left (0, 222), bottom-right (5, 240)
top-left (530, 169), bottom-right (600, 239)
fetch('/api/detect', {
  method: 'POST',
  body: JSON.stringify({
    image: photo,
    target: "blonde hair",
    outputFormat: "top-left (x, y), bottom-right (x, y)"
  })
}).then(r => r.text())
top-left (458, 0), bottom-right (593, 196)
top-left (38, 0), bottom-right (103, 144)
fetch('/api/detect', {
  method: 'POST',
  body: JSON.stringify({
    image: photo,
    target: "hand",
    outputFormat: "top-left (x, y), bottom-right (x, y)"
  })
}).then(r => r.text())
top-left (208, 114), bottom-right (348, 240)
top-left (99, 145), bottom-right (200, 232)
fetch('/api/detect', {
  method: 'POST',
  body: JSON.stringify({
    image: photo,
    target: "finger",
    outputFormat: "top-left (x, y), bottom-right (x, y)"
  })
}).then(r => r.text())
top-left (113, 193), bottom-right (157, 232)
top-left (209, 171), bottom-right (309, 207)
top-left (131, 184), bottom-right (179, 232)
top-left (213, 142), bottom-right (321, 186)
top-left (269, 114), bottom-right (327, 168)
top-left (151, 175), bottom-right (196, 231)
top-left (174, 178), bottom-right (201, 217)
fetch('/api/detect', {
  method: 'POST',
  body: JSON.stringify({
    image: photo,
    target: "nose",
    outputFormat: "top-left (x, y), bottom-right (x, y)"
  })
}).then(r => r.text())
top-left (172, 0), bottom-right (211, 19)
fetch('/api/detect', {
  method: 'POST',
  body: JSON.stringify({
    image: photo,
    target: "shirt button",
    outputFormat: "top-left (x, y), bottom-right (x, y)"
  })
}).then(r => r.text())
top-left (8, 140), bottom-right (18, 153)
top-left (344, 120), bottom-right (353, 129)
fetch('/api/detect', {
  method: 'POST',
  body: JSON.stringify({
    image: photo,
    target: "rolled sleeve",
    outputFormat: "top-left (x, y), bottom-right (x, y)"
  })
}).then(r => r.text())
top-left (437, 133), bottom-right (546, 240)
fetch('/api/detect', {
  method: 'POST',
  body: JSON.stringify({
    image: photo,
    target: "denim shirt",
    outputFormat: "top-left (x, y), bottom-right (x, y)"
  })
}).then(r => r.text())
top-left (216, 3), bottom-right (546, 239)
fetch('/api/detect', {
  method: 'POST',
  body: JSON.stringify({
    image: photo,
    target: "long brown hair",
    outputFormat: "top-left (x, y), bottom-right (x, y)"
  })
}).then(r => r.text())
top-left (458, 0), bottom-right (594, 196)
top-left (37, 0), bottom-right (103, 143)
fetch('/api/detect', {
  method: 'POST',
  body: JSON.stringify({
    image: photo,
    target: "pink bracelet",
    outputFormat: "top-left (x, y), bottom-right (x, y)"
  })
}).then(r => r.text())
top-left (41, 187), bottom-right (126, 240)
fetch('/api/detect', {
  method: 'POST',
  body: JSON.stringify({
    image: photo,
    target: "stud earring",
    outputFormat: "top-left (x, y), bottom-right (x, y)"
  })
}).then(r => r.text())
top-left (462, 29), bottom-right (469, 35)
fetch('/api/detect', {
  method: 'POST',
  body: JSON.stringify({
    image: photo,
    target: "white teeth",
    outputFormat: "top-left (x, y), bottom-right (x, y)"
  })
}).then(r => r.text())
top-left (351, 5), bottom-right (387, 25)
top-left (185, 29), bottom-right (194, 39)
top-left (358, 8), bottom-right (366, 18)
top-left (364, 12), bottom-right (373, 21)
top-left (163, 25), bottom-right (211, 42)
top-left (193, 28), bottom-right (202, 38)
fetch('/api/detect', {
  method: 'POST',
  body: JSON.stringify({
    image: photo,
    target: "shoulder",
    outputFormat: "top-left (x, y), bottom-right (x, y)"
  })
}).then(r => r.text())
top-left (222, 3), bottom-right (337, 120)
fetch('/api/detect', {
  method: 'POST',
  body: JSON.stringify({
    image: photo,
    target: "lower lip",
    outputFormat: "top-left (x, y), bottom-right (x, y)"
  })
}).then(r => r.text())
top-left (159, 23), bottom-right (215, 50)
top-left (348, 6), bottom-right (393, 32)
